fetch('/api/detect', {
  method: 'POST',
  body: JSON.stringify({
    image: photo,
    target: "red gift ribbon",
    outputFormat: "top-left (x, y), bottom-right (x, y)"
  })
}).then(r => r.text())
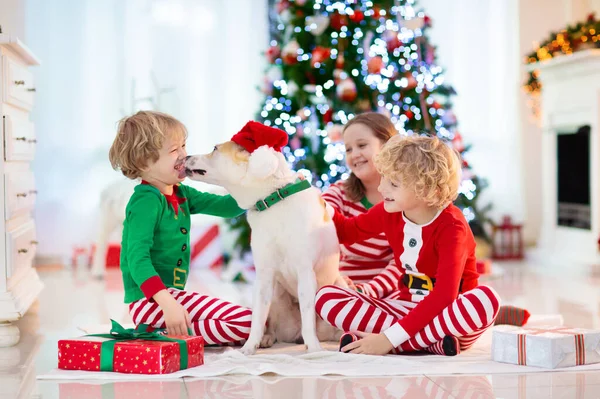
top-left (516, 327), bottom-right (586, 366)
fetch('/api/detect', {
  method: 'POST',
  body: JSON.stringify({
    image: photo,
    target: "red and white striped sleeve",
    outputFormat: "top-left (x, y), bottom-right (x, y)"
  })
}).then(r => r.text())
top-left (322, 182), bottom-right (345, 212)
top-left (356, 258), bottom-right (402, 298)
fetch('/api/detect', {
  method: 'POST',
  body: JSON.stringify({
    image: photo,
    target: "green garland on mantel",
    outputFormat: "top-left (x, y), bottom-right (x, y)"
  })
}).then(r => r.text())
top-left (524, 13), bottom-right (600, 95)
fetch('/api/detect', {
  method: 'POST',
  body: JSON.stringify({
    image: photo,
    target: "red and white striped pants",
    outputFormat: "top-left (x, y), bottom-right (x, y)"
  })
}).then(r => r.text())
top-left (315, 285), bottom-right (500, 353)
top-left (128, 288), bottom-right (252, 345)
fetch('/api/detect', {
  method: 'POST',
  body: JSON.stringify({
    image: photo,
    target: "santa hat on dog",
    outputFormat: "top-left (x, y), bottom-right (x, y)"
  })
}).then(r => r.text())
top-left (231, 121), bottom-right (289, 178)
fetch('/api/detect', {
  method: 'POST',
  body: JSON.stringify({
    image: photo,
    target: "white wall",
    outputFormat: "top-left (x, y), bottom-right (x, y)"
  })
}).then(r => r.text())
top-left (24, 0), bottom-right (268, 262)
top-left (517, 0), bottom-right (600, 244)
top-left (420, 0), bottom-right (524, 235)
top-left (0, 0), bottom-right (26, 38)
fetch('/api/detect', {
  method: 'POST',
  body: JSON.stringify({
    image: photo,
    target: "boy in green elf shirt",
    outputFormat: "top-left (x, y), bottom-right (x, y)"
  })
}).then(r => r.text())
top-left (109, 111), bottom-right (252, 344)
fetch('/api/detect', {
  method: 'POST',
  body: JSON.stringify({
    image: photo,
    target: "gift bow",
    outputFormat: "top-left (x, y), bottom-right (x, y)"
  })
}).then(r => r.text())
top-left (88, 320), bottom-right (189, 372)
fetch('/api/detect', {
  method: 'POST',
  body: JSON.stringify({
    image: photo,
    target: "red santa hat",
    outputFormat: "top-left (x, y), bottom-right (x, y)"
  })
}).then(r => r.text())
top-left (231, 121), bottom-right (289, 179)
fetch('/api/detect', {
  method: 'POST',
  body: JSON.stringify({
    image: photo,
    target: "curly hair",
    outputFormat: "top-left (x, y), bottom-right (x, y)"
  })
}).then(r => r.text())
top-left (374, 134), bottom-right (461, 209)
top-left (109, 111), bottom-right (187, 179)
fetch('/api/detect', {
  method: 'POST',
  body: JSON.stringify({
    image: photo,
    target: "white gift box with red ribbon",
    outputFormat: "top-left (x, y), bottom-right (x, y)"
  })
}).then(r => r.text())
top-left (190, 223), bottom-right (224, 270)
top-left (492, 325), bottom-right (600, 369)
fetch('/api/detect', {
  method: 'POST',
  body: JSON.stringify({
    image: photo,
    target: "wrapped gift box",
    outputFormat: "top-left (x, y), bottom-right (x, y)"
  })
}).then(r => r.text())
top-left (58, 321), bottom-right (204, 374)
top-left (492, 325), bottom-right (600, 369)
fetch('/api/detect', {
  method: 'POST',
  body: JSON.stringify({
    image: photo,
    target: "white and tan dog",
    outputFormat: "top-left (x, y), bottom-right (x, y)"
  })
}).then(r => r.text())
top-left (184, 122), bottom-right (345, 354)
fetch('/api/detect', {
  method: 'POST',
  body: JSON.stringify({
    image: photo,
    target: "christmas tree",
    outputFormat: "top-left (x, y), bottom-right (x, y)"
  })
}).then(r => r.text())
top-left (227, 0), bottom-right (491, 255)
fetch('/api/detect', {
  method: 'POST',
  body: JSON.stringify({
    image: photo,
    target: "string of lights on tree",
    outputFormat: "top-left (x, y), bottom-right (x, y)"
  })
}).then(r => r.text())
top-left (228, 0), bottom-right (491, 255)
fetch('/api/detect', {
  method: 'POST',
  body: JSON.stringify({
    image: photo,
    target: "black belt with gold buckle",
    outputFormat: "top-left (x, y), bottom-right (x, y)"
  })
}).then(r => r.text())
top-left (402, 274), bottom-right (464, 292)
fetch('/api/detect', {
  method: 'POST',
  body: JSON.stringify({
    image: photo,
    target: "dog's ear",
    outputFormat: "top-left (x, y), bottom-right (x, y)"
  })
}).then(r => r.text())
top-left (247, 145), bottom-right (280, 179)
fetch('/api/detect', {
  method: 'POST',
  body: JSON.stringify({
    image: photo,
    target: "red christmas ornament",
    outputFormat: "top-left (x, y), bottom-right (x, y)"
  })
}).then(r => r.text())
top-left (405, 110), bottom-right (414, 119)
top-left (384, 30), bottom-right (402, 52)
top-left (266, 45), bottom-right (280, 64)
top-left (330, 12), bottom-right (348, 30)
top-left (311, 46), bottom-right (331, 67)
top-left (277, 0), bottom-right (290, 14)
top-left (405, 73), bottom-right (418, 90)
top-left (350, 9), bottom-right (364, 23)
top-left (323, 108), bottom-right (333, 124)
top-left (336, 78), bottom-right (357, 102)
top-left (282, 40), bottom-right (300, 65)
top-left (336, 54), bottom-right (345, 69)
top-left (424, 15), bottom-right (432, 27)
top-left (431, 101), bottom-right (442, 110)
top-left (372, 6), bottom-right (382, 18)
top-left (367, 56), bottom-right (384, 74)
top-left (452, 131), bottom-right (465, 152)
top-left (588, 12), bottom-right (596, 23)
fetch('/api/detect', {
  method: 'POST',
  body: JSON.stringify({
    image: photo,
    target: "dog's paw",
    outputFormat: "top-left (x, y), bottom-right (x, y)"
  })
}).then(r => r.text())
top-left (260, 334), bottom-right (275, 348)
top-left (305, 341), bottom-right (323, 353)
top-left (239, 342), bottom-right (259, 356)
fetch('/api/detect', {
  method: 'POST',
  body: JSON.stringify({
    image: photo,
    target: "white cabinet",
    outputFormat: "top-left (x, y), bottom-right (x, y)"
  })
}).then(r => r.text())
top-left (0, 35), bottom-right (43, 347)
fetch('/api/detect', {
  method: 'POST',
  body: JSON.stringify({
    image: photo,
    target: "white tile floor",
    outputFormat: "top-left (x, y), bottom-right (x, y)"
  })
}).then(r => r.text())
top-left (5, 259), bottom-right (600, 398)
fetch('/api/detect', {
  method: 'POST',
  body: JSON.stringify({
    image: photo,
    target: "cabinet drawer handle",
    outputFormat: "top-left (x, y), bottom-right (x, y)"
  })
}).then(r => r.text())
top-left (31, 240), bottom-right (38, 245)
top-left (16, 193), bottom-right (28, 198)
top-left (15, 137), bottom-right (27, 141)
top-left (28, 139), bottom-right (37, 143)
top-left (29, 190), bottom-right (38, 194)
top-left (27, 88), bottom-right (36, 92)
top-left (14, 80), bottom-right (25, 86)
top-left (18, 248), bottom-right (28, 254)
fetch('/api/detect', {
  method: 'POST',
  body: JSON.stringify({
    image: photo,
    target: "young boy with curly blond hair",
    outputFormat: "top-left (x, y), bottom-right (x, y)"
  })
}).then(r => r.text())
top-left (109, 110), bottom-right (252, 343)
top-left (316, 134), bottom-right (500, 356)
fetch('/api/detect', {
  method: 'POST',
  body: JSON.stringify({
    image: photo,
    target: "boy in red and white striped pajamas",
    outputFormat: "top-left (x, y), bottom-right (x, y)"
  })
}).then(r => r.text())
top-left (317, 134), bottom-right (500, 356)
top-left (110, 111), bottom-right (252, 344)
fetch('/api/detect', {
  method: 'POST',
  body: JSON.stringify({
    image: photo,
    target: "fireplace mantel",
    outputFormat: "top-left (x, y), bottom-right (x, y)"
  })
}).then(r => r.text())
top-left (532, 49), bottom-right (600, 265)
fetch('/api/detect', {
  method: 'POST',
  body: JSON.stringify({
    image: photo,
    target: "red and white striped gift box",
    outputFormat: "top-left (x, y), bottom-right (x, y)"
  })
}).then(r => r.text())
top-left (492, 325), bottom-right (600, 369)
top-left (190, 223), bottom-right (224, 270)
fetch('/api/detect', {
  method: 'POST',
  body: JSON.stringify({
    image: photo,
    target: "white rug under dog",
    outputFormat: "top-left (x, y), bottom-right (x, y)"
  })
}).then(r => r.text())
top-left (37, 315), bottom-right (600, 380)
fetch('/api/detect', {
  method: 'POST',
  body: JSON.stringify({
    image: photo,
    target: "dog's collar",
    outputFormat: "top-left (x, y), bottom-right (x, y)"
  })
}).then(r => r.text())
top-left (254, 179), bottom-right (311, 212)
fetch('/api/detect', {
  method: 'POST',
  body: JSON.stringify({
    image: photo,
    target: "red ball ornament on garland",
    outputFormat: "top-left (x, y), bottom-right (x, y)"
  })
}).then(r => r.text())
top-left (405, 110), bottom-right (414, 119)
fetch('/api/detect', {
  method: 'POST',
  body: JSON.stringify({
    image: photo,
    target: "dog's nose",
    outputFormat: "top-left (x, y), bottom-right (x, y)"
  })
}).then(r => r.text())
top-left (185, 156), bottom-right (191, 161)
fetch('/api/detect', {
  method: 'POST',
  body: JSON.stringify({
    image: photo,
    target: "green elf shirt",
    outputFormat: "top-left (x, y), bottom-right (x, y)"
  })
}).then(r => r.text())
top-left (121, 182), bottom-right (244, 303)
